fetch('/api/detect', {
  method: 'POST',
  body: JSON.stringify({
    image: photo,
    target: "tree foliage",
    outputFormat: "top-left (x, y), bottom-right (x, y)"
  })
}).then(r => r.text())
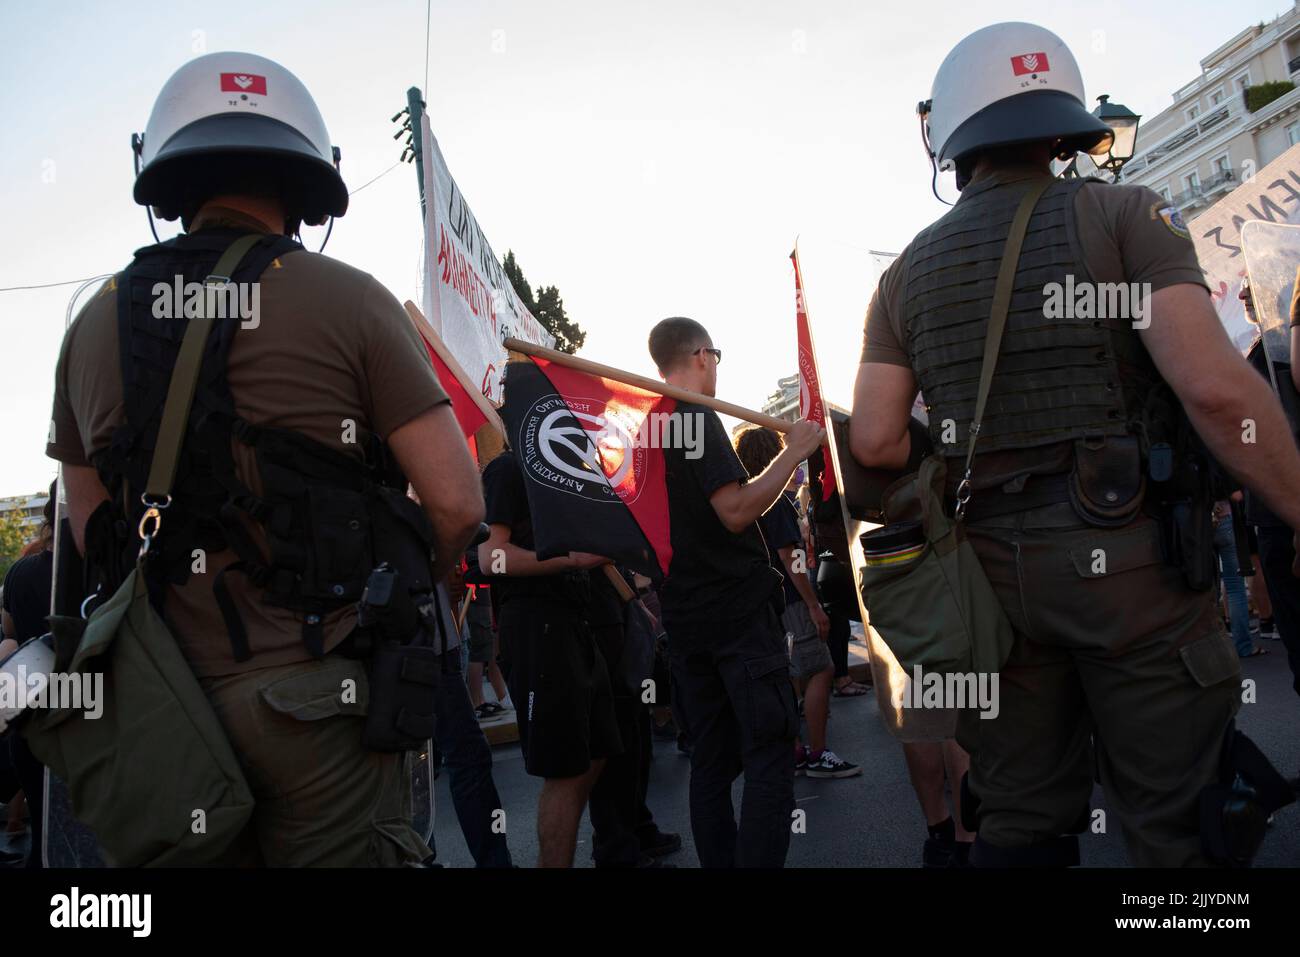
top-left (1245, 80), bottom-right (1294, 113)
top-left (0, 510), bottom-right (32, 582)
top-left (502, 250), bottom-right (586, 355)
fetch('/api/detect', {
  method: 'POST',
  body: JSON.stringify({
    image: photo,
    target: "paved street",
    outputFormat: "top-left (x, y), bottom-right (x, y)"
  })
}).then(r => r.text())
top-left (432, 640), bottom-right (1300, 868)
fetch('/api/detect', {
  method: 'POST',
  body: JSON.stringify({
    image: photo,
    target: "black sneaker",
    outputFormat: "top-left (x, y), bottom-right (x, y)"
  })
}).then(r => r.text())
top-left (922, 838), bottom-right (972, 868)
top-left (922, 836), bottom-right (954, 868)
top-left (639, 828), bottom-right (683, 859)
top-left (805, 750), bottom-right (862, 779)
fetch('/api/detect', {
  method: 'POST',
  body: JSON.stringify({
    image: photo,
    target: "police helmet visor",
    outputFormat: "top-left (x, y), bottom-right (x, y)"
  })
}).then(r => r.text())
top-left (134, 112), bottom-right (348, 220)
top-left (941, 89), bottom-right (1114, 168)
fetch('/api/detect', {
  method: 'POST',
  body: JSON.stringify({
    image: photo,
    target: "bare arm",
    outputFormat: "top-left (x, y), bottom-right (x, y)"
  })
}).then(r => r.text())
top-left (388, 405), bottom-right (486, 583)
top-left (475, 523), bottom-right (605, 577)
top-left (710, 420), bottom-right (825, 534)
top-left (850, 362), bottom-right (919, 470)
top-left (777, 544), bottom-right (830, 640)
top-left (1141, 284), bottom-right (1300, 530)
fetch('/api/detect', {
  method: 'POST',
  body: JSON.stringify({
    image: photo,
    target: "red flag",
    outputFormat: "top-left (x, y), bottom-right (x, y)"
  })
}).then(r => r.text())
top-left (1009, 52), bottom-right (1050, 76)
top-left (220, 73), bottom-right (268, 95)
top-left (500, 357), bottom-right (674, 580)
top-left (792, 248), bottom-right (836, 502)
top-left (422, 337), bottom-right (488, 440)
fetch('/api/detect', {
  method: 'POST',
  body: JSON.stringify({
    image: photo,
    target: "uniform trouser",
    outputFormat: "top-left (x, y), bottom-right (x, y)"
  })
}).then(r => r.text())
top-left (668, 602), bottom-right (797, 868)
top-left (957, 505), bottom-right (1242, 867)
top-left (1256, 525), bottom-right (1300, 697)
top-left (588, 620), bottom-right (643, 867)
top-left (433, 647), bottom-right (512, 868)
top-left (199, 655), bottom-right (432, 867)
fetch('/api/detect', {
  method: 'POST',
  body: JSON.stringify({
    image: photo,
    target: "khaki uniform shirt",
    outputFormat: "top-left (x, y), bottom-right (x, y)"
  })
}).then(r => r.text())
top-left (861, 165), bottom-right (1209, 490)
top-left (863, 164), bottom-right (1208, 368)
top-left (47, 209), bottom-right (449, 676)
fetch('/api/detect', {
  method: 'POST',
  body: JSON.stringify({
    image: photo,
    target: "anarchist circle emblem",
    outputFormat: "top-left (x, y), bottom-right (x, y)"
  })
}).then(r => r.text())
top-left (517, 393), bottom-right (648, 504)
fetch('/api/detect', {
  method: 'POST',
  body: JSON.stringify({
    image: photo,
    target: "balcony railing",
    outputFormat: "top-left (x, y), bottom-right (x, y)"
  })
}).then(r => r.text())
top-left (1171, 169), bottom-right (1237, 208)
top-left (1126, 103), bottom-right (1236, 175)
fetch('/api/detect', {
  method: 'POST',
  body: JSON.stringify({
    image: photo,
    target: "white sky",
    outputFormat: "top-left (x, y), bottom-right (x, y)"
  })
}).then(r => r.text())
top-left (1, 0), bottom-right (1292, 494)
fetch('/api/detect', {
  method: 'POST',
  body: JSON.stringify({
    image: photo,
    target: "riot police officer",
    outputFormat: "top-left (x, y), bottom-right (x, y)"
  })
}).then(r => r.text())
top-left (851, 22), bottom-right (1298, 865)
top-left (45, 52), bottom-right (484, 865)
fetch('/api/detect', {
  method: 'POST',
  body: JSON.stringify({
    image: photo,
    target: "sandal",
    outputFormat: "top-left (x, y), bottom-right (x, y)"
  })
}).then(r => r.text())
top-left (833, 681), bottom-right (870, 697)
top-left (1244, 647), bottom-right (1270, 658)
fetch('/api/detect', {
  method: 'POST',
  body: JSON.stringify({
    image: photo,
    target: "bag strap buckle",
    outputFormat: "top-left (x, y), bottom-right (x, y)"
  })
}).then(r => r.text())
top-left (137, 492), bottom-right (172, 556)
top-left (954, 472), bottom-right (973, 523)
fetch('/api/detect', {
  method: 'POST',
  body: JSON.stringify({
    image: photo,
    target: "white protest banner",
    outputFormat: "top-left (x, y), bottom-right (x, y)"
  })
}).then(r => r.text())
top-left (1189, 141), bottom-right (1300, 353)
top-left (420, 113), bottom-right (554, 403)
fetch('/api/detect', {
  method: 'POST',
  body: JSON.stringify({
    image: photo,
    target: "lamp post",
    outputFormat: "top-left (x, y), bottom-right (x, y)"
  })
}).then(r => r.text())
top-left (1091, 94), bottom-right (1141, 180)
top-left (1057, 95), bottom-right (1141, 182)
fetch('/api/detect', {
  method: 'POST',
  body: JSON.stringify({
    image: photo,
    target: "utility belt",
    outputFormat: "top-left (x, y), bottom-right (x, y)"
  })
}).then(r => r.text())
top-left (956, 435), bottom-right (1145, 523)
top-left (953, 434), bottom-right (1217, 592)
top-left (958, 472), bottom-right (1073, 523)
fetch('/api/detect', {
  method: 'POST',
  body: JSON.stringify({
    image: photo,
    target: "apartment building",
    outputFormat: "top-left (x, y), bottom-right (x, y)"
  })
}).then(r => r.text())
top-left (0, 491), bottom-right (51, 535)
top-left (1125, 2), bottom-right (1300, 218)
top-left (762, 373), bottom-right (802, 423)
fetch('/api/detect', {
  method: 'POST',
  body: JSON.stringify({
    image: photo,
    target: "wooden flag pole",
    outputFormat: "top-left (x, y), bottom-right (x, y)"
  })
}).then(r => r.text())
top-left (502, 337), bottom-right (797, 434)
top-left (602, 564), bottom-right (636, 601)
top-left (404, 301), bottom-right (508, 439)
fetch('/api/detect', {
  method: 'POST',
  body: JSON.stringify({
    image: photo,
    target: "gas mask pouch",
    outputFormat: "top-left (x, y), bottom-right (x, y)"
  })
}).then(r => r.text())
top-left (356, 563), bottom-right (443, 753)
top-left (1068, 435), bottom-right (1145, 527)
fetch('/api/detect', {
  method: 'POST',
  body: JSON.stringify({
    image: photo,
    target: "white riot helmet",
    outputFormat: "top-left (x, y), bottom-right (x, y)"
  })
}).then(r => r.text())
top-left (924, 22), bottom-right (1114, 171)
top-left (133, 52), bottom-right (347, 226)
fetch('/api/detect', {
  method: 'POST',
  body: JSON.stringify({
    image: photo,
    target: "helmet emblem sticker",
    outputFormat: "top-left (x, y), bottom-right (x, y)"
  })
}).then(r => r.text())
top-left (219, 73), bottom-right (267, 95)
top-left (1010, 52), bottom-right (1050, 76)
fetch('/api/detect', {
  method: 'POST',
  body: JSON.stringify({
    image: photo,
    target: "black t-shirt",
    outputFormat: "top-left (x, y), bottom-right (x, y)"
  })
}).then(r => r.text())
top-left (586, 566), bottom-right (629, 628)
top-left (481, 451), bottom-right (590, 607)
top-left (759, 492), bottom-right (805, 605)
top-left (659, 404), bottom-right (780, 627)
top-left (2, 549), bottom-right (54, 642)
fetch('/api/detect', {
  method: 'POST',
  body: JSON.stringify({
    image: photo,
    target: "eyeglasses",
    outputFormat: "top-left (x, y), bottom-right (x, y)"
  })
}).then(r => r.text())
top-left (693, 347), bottom-right (722, 365)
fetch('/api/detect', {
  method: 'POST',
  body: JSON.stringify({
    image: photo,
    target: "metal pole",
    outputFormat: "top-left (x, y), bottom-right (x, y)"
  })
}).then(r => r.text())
top-left (407, 86), bottom-right (427, 221)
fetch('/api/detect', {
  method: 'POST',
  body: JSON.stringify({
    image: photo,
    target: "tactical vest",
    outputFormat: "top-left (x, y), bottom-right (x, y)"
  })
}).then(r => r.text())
top-left (901, 175), bottom-right (1177, 511)
top-left (90, 229), bottom-right (437, 662)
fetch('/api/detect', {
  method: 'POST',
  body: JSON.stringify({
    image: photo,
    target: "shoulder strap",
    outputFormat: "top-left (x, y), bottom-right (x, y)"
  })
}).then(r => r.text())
top-left (954, 178), bottom-right (1052, 522)
top-left (139, 234), bottom-right (265, 542)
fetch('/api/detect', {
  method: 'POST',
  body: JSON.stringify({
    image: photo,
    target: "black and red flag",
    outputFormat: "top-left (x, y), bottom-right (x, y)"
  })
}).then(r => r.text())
top-left (499, 357), bottom-right (674, 581)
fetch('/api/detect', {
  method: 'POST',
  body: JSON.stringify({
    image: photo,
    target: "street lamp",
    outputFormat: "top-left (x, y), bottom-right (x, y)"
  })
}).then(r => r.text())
top-left (1091, 94), bottom-right (1141, 179)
